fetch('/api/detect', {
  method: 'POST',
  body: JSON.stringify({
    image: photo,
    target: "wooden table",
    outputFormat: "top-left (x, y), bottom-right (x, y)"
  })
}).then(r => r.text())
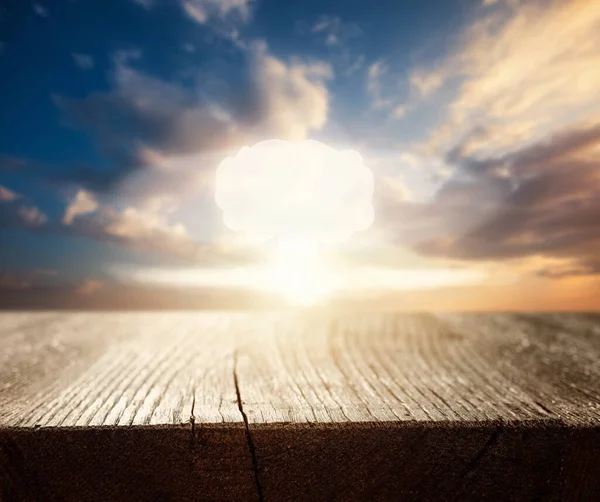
top-left (1, 312), bottom-right (599, 501)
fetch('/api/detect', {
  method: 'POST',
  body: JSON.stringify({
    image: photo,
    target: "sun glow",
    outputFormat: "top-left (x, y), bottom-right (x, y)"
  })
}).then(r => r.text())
top-left (214, 139), bottom-right (374, 304)
top-left (267, 238), bottom-right (333, 305)
top-left (116, 141), bottom-right (490, 305)
top-left (118, 261), bottom-right (489, 304)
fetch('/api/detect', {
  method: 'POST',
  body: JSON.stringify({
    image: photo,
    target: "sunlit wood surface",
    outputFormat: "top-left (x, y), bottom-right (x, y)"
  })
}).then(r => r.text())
top-left (1, 312), bottom-right (599, 500)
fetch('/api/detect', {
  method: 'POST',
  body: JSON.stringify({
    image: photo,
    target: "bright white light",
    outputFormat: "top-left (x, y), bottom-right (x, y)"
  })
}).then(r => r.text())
top-left (120, 265), bottom-right (488, 296)
top-left (215, 139), bottom-right (374, 243)
top-left (215, 139), bottom-right (374, 304)
top-left (266, 238), bottom-right (333, 305)
top-left (114, 137), bottom-right (491, 305)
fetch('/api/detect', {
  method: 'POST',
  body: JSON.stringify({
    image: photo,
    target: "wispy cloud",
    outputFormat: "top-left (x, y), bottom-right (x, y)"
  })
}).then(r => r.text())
top-left (404, 0), bottom-right (600, 155)
top-left (75, 279), bottom-right (103, 295)
top-left (0, 185), bottom-right (18, 202)
top-left (72, 53), bottom-right (94, 70)
top-left (311, 15), bottom-right (361, 47)
top-left (366, 60), bottom-right (392, 110)
top-left (131, 0), bottom-right (154, 8)
top-left (32, 3), bottom-right (48, 17)
top-left (0, 185), bottom-right (47, 228)
top-left (179, 0), bottom-right (252, 25)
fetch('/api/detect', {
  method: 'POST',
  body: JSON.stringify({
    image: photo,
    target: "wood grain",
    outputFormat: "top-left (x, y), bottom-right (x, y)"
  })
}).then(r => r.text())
top-left (1, 312), bottom-right (599, 501)
top-left (234, 312), bottom-right (600, 424)
top-left (1, 312), bottom-right (243, 427)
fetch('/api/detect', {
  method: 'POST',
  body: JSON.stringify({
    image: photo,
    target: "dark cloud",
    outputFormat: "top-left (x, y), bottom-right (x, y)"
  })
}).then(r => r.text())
top-left (0, 156), bottom-right (134, 192)
top-left (53, 84), bottom-right (243, 191)
top-left (38, 48), bottom-right (331, 197)
top-left (0, 268), bottom-right (57, 291)
top-left (45, 49), bottom-right (246, 192)
top-left (0, 283), bottom-right (283, 310)
top-left (536, 262), bottom-right (600, 280)
top-left (383, 122), bottom-right (600, 275)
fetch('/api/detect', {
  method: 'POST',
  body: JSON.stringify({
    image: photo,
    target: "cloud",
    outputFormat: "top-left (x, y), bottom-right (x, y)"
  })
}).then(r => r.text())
top-left (365, 60), bottom-right (408, 117)
top-left (247, 53), bottom-right (332, 140)
top-left (0, 281), bottom-right (292, 310)
top-left (378, 175), bottom-right (412, 204)
top-left (0, 270), bottom-right (32, 290)
top-left (311, 15), bottom-right (361, 47)
top-left (63, 189), bottom-right (99, 224)
top-left (75, 279), bottom-right (103, 295)
top-left (0, 270), bottom-right (109, 307)
top-left (55, 52), bottom-right (243, 190)
top-left (61, 193), bottom-right (205, 261)
top-left (380, 120), bottom-right (600, 277)
top-left (179, 0), bottom-right (252, 25)
top-left (216, 139), bottom-right (374, 243)
top-left (182, 43), bottom-right (195, 53)
top-left (406, 0), bottom-right (600, 155)
top-left (362, 0), bottom-right (600, 284)
top-left (5, 45), bottom-right (334, 266)
top-left (0, 183), bottom-right (253, 265)
top-left (409, 66), bottom-right (448, 99)
top-left (0, 155), bottom-right (140, 193)
top-left (54, 50), bottom-right (245, 189)
top-left (0, 185), bottom-right (47, 228)
top-left (392, 105), bottom-right (407, 119)
top-left (32, 3), bottom-right (48, 17)
top-left (0, 156), bottom-right (28, 171)
top-left (343, 55), bottom-right (365, 76)
top-left (72, 53), bottom-right (94, 70)
top-left (17, 205), bottom-right (47, 226)
top-left (297, 16), bottom-right (363, 78)
top-left (366, 60), bottom-right (392, 110)
top-left (131, 0), bottom-right (154, 8)
top-left (536, 262), bottom-right (600, 280)
top-left (57, 190), bottom-right (257, 264)
top-left (54, 47), bottom-right (332, 193)
top-left (0, 268), bottom-right (57, 291)
top-left (0, 185), bottom-right (18, 202)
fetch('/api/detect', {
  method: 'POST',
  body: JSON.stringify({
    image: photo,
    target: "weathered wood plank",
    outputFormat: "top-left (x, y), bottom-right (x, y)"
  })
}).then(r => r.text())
top-left (232, 312), bottom-right (600, 501)
top-left (1, 313), bottom-right (243, 427)
top-left (1, 312), bottom-right (599, 501)
top-left (0, 313), bottom-right (257, 501)
top-left (233, 313), bottom-right (600, 424)
top-left (437, 313), bottom-right (600, 423)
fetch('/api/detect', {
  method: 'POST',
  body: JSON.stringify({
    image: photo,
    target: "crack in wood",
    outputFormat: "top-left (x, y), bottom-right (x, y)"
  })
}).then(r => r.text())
top-left (189, 390), bottom-right (196, 448)
top-left (233, 350), bottom-right (264, 502)
top-left (451, 426), bottom-right (503, 501)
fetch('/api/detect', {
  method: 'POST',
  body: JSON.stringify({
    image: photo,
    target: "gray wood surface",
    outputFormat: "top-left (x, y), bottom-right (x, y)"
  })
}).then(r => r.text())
top-left (234, 313), bottom-right (600, 423)
top-left (1, 313), bottom-right (243, 427)
top-left (1, 312), bottom-right (599, 501)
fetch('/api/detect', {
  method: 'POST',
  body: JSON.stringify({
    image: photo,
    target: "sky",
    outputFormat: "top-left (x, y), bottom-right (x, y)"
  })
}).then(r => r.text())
top-left (1, 0), bottom-right (599, 310)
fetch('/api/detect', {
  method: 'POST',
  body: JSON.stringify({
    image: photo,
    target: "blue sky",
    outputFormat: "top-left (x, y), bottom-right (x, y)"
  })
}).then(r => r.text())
top-left (1, 0), bottom-right (600, 309)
